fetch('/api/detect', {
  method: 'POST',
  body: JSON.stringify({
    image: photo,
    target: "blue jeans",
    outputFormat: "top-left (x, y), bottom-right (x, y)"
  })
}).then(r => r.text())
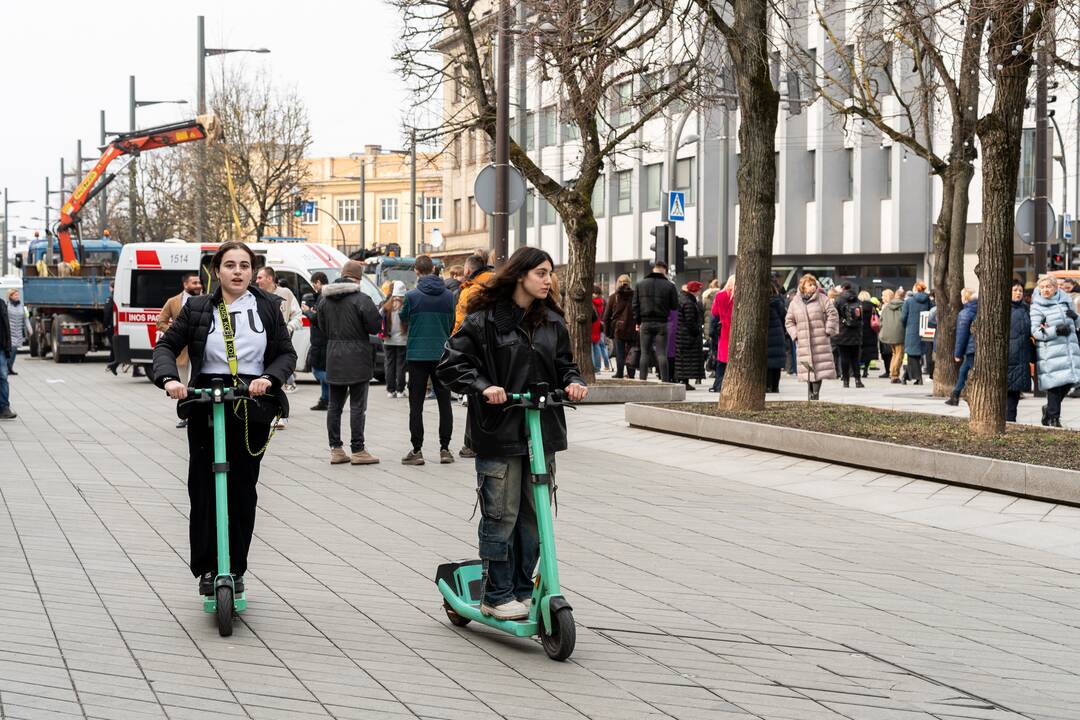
top-left (952, 353), bottom-right (974, 395)
top-left (591, 338), bottom-right (611, 371)
top-left (312, 367), bottom-right (329, 402)
top-left (711, 361), bottom-right (727, 391)
top-left (0, 349), bottom-right (8, 411)
top-left (475, 454), bottom-right (554, 606)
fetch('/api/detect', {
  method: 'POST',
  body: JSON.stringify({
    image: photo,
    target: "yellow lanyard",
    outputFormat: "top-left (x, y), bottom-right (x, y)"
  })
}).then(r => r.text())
top-left (216, 300), bottom-right (239, 381)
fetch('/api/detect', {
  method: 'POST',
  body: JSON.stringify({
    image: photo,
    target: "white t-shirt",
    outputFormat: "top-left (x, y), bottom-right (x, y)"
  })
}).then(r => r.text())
top-left (202, 292), bottom-right (267, 376)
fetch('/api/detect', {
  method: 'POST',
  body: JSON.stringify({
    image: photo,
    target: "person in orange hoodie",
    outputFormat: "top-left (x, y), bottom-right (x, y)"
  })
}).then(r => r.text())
top-left (453, 254), bottom-right (494, 334)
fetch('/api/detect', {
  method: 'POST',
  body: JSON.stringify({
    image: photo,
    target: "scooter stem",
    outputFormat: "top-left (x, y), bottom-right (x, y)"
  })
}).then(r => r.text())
top-left (212, 385), bottom-right (231, 578)
top-left (525, 405), bottom-right (561, 597)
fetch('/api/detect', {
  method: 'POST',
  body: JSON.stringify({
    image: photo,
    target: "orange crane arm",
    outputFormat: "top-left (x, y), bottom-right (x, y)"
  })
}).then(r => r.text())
top-left (56, 114), bottom-right (220, 264)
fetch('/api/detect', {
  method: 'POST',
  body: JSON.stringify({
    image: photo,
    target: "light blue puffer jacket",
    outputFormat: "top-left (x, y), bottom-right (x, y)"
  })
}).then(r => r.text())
top-left (1031, 289), bottom-right (1080, 390)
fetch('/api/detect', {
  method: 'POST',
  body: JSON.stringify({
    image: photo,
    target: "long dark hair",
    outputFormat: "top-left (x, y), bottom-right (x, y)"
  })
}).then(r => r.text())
top-left (467, 246), bottom-right (562, 318)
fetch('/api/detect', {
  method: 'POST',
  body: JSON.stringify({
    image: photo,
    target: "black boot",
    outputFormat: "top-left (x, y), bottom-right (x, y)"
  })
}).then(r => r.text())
top-left (310, 398), bottom-right (328, 411)
top-left (1041, 405), bottom-right (1050, 426)
top-left (944, 393), bottom-right (960, 406)
top-left (862, 367), bottom-right (868, 379)
top-left (855, 379), bottom-right (865, 388)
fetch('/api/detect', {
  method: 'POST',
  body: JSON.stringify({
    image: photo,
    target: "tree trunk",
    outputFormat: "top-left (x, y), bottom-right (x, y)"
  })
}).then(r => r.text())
top-left (717, 0), bottom-right (780, 412)
top-left (563, 209), bottom-right (599, 384)
top-left (931, 162), bottom-right (975, 396)
top-left (969, 9), bottom-right (1036, 435)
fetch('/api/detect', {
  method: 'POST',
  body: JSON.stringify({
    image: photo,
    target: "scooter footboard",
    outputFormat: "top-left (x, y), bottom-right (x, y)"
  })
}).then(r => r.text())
top-left (435, 560), bottom-right (483, 604)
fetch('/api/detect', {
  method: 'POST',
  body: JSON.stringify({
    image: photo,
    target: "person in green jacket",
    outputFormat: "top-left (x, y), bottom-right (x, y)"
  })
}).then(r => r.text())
top-left (400, 255), bottom-right (456, 465)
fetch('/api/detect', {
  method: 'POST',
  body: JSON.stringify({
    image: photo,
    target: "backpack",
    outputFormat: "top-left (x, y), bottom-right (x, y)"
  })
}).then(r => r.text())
top-left (840, 299), bottom-right (862, 328)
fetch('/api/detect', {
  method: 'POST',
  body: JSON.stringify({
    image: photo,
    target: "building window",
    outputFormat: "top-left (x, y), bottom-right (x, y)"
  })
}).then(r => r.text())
top-left (615, 170), bottom-right (632, 215)
top-left (675, 157), bottom-right (695, 205)
top-left (592, 177), bottom-right (606, 218)
top-left (525, 112), bottom-right (535, 151)
top-left (883, 146), bottom-right (892, 199)
top-left (452, 66), bottom-right (462, 103)
top-left (380, 197), bottom-right (399, 222)
top-left (562, 111), bottom-right (580, 142)
top-left (424, 196), bottom-right (442, 221)
top-left (842, 44), bottom-right (855, 96)
top-left (466, 130), bottom-right (475, 165)
top-left (613, 81), bottom-right (633, 127)
top-left (808, 149), bottom-right (816, 201)
top-left (302, 200), bottom-right (318, 224)
top-left (540, 106), bottom-right (557, 148)
top-left (337, 199), bottom-right (358, 224)
top-left (644, 163), bottom-right (662, 211)
top-left (453, 199), bottom-right (462, 231)
top-left (468, 196), bottom-right (478, 230)
top-left (525, 189), bottom-right (535, 227)
top-left (846, 148), bottom-right (854, 200)
top-left (541, 197), bottom-right (557, 225)
top-left (1017, 128), bottom-right (1035, 200)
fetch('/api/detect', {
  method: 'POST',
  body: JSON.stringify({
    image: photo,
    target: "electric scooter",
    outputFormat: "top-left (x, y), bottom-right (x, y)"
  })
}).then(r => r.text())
top-left (177, 378), bottom-right (250, 637)
top-left (435, 382), bottom-right (577, 661)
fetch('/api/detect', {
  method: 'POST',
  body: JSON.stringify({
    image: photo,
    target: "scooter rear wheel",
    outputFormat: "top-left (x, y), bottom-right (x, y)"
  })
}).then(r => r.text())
top-left (443, 601), bottom-right (471, 627)
top-left (539, 607), bottom-right (575, 661)
top-left (216, 586), bottom-right (234, 637)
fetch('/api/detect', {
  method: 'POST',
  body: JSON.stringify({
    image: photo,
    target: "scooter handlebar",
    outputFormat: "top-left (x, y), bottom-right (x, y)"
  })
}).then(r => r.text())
top-left (171, 385), bottom-right (252, 406)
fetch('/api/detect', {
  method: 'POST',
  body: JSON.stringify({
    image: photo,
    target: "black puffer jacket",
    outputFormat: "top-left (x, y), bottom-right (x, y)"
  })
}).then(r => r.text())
top-left (153, 286), bottom-right (297, 416)
top-left (437, 299), bottom-right (585, 457)
top-left (0, 300), bottom-right (9, 351)
top-left (302, 291), bottom-right (326, 370)
top-left (1008, 299), bottom-right (1033, 392)
top-left (632, 272), bottom-right (678, 323)
top-left (834, 290), bottom-right (864, 347)
top-left (316, 279), bottom-right (381, 385)
top-left (860, 299), bottom-right (879, 363)
top-left (766, 294), bottom-right (787, 369)
top-left (674, 291), bottom-right (704, 381)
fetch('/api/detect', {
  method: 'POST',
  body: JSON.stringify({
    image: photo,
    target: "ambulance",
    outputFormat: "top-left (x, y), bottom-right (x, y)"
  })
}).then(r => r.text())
top-left (112, 239), bottom-right (385, 382)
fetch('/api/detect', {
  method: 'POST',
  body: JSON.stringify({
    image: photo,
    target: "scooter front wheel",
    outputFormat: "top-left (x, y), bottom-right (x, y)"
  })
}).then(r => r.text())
top-left (539, 607), bottom-right (575, 661)
top-left (216, 586), bottom-right (234, 637)
top-left (443, 601), bottom-right (471, 627)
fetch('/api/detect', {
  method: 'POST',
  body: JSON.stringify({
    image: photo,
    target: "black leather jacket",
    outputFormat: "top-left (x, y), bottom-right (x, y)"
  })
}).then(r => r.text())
top-left (437, 299), bottom-right (584, 457)
top-left (633, 272), bottom-right (678, 323)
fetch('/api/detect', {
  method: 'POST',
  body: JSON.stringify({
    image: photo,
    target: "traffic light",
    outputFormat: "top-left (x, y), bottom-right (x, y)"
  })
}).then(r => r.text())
top-left (673, 235), bottom-right (688, 274)
top-left (649, 225), bottom-right (668, 266)
top-left (1050, 243), bottom-right (1065, 271)
top-left (292, 197), bottom-right (305, 217)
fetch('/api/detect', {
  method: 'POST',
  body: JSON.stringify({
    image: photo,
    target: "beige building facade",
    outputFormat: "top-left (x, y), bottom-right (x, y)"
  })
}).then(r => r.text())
top-left (296, 145), bottom-right (445, 257)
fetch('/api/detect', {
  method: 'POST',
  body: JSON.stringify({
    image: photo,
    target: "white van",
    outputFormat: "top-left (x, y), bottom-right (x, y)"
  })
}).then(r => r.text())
top-left (113, 240), bottom-right (385, 381)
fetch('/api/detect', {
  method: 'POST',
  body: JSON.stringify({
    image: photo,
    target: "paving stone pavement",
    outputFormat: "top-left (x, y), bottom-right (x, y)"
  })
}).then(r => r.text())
top-left (1, 355), bottom-right (1079, 720)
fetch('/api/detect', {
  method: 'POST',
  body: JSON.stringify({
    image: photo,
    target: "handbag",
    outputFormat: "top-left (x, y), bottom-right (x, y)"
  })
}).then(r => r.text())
top-left (870, 312), bottom-right (881, 333)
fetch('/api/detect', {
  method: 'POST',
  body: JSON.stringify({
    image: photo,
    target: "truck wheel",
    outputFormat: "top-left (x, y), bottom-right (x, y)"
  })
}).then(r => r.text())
top-left (52, 324), bottom-right (63, 363)
top-left (28, 330), bottom-right (39, 358)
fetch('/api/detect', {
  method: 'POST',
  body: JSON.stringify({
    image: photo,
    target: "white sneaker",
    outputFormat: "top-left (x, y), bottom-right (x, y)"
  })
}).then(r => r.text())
top-left (480, 599), bottom-right (529, 621)
top-left (519, 597), bottom-right (532, 611)
top-left (396, 392), bottom-right (405, 398)
top-left (387, 391), bottom-right (395, 398)
top-left (274, 418), bottom-right (288, 430)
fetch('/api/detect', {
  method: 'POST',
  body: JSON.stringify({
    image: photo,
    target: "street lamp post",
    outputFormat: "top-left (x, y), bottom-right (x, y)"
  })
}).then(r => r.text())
top-left (196, 15), bottom-right (270, 243)
top-left (494, 0), bottom-right (511, 266)
top-left (2, 190), bottom-right (31, 276)
top-left (129, 75), bottom-right (188, 243)
top-left (99, 110), bottom-right (108, 236)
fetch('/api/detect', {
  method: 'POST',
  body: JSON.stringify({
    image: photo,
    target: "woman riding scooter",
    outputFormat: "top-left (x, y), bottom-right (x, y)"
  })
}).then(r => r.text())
top-left (154, 241), bottom-right (296, 597)
top-left (437, 246), bottom-right (587, 621)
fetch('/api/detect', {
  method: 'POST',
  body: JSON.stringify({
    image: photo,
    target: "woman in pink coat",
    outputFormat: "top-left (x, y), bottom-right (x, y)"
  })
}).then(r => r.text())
top-left (709, 277), bottom-right (735, 392)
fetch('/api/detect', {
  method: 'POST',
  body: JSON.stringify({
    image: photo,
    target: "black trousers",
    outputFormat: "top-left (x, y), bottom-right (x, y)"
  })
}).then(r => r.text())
top-left (907, 354), bottom-right (923, 382)
top-left (1006, 391), bottom-right (1021, 422)
top-left (838, 345), bottom-right (860, 382)
top-left (879, 342), bottom-right (893, 374)
top-left (614, 338), bottom-right (636, 379)
top-left (408, 360), bottom-right (453, 451)
top-left (383, 345), bottom-right (407, 393)
top-left (766, 367), bottom-right (781, 393)
top-left (1045, 384), bottom-right (1070, 420)
top-left (186, 389), bottom-right (269, 579)
top-left (327, 381), bottom-right (369, 452)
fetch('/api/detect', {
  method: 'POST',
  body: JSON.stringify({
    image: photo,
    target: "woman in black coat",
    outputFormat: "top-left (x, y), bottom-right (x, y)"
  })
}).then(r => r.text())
top-left (436, 246), bottom-right (587, 621)
top-left (1006, 279), bottom-right (1033, 422)
top-left (674, 282), bottom-right (705, 389)
top-left (155, 242), bottom-right (297, 597)
top-left (858, 293), bottom-right (879, 378)
top-left (766, 282), bottom-right (787, 393)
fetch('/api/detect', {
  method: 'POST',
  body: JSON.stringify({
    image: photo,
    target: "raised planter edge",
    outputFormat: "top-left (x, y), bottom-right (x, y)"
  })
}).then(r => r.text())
top-left (624, 403), bottom-right (1080, 506)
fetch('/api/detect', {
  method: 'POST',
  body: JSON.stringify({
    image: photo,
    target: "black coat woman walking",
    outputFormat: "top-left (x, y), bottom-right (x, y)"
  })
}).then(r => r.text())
top-left (674, 281), bottom-right (705, 389)
top-left (155, 242), bottom-right (297, 596)
top-left (437, 246), bottom-right (587, 622)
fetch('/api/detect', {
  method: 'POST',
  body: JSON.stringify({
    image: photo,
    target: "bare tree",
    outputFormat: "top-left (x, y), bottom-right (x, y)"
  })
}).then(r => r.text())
top-left (392, 0), bottom-right (717, 380)
top-left (797, 0), bottom-right (985, 397)
top-left (205, 68), bottom-right (313, 241)
top-left (969, 0), bottom-right (1054, 434)
top-left (692, 0), bottom-right (779, 410)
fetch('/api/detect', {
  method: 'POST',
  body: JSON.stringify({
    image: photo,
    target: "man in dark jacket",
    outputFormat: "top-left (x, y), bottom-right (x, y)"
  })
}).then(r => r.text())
top-left (633, 260), bottom-right (679, 382)
top-left (316, 260), bottom-right (382, 465)
top-left (946, 290), bottom-right (978, 406)
top-left (401, 255), bottom-right (456, 465)
top-left (834, 282), bottom-right (864, 388)
top-left (0, 297), bottom-right (13, 419)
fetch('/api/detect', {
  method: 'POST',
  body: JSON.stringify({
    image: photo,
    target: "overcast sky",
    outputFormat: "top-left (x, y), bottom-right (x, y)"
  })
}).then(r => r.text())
top-left (0, 0), bottom-right (415, 236)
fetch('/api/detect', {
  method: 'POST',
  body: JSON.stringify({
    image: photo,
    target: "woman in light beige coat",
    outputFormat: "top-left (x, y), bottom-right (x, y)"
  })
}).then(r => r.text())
top-left (785, 274), bottom-right (838, 400)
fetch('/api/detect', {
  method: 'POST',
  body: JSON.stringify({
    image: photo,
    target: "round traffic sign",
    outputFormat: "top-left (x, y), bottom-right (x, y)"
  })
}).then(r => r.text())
top-left (474, 163), bottom-right (527, 215)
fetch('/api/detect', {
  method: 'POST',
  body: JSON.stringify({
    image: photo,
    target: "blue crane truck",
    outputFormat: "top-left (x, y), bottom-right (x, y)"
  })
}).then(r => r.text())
top-left (15, 237), bottom-right (121, 362)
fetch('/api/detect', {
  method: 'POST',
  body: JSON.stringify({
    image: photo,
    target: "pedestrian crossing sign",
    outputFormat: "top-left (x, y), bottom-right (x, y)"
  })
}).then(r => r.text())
top-left (668, 191), bottom-right (686, 222)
